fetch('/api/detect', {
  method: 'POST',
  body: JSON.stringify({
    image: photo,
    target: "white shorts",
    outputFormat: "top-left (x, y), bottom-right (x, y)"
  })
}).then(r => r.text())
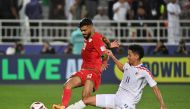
top-left (96, 94), bottom-right (135, 109)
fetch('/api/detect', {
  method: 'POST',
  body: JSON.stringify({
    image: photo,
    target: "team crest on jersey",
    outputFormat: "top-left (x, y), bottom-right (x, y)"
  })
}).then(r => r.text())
top-left (87, 74), bottom-right (92, 78)
top-left (100, 46), bottom-right (106, 51)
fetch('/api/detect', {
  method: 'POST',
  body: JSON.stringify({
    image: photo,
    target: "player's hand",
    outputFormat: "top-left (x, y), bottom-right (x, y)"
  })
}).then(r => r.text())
top-left (52, 104), bottom-right (65, 109)
top-left (101, 61), bottom-right (109, 71)
top-left (110, 40), bottom-right (120, 48)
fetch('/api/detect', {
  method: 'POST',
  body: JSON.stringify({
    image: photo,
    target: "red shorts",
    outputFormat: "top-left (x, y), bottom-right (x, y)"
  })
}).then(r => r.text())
top-left (72, 69), bottom-right (101, 91)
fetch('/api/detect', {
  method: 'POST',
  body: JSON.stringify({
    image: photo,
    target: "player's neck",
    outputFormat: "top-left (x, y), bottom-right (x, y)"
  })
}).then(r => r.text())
top-left (91, 31), bottom-right (95, 36)
top-left (87, 32), bottom-right (96, 41)
top-left (131, 61), bottom-right (141, 66)
top-left (91, 28), bottom-right (96, 37)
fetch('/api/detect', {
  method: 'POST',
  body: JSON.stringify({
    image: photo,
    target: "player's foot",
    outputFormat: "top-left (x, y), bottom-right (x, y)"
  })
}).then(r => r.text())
top-left (52, 104), bottom-right (65, 109)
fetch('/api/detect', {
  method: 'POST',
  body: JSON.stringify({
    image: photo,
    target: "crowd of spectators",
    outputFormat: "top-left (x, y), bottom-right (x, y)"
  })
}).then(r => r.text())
top-left (40, 40), bottom-right (55, 54)
top-left (5, 41), bottom-right (25, 55)
top-left (0, 0), bottom-right (190, 56)
top-left (0, 0), bottom-right (190, 20)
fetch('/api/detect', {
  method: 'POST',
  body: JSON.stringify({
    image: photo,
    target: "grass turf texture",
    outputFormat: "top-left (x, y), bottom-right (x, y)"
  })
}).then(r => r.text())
top-left (0, 84), bottom-right (189, 109)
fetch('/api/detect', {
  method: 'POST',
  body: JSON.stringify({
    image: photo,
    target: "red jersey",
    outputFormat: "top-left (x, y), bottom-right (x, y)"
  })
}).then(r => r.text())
top-left (81, 32), bottom-right (106, 73)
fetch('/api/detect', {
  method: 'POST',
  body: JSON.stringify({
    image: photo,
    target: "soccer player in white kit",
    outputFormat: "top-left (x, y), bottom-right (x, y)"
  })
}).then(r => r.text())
top-left (66, 44), bottom-right (167, 109)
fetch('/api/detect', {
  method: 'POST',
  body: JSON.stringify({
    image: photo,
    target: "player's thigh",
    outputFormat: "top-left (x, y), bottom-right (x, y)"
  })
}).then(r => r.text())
top-left (64, 76), bottom-right (82, 89)
top-left (96, 94), bottom-right (115, 108)
top-left (82, 79), bottom-right (94, 97)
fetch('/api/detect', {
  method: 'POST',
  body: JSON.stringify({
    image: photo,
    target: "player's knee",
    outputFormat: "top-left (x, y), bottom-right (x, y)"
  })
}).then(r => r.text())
top-left (63, 82), bottom-right (73, 89)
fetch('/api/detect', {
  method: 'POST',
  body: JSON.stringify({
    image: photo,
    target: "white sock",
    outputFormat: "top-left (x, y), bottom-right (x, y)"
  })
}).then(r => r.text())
top-left (76, 100), bottom-right (86, 108)
top-left (66, 100), bottom-right (86, 109)
top-left (66, 104), bottom-right (74, 109)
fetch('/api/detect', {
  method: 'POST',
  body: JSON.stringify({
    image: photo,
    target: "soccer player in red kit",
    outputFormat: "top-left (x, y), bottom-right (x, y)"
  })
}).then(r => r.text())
top-left (52, 18), bottom-right (119, 109)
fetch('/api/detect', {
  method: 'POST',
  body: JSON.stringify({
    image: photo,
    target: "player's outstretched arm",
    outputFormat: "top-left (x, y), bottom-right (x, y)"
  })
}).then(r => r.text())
top-left (106, 50), bottom-right (124, 72)
top-left (152, 85), bottom-right (167, 109)
top-left (102, 36), bottom-right (120, 49)
top-left (101, 53), bottom-right (109, 71)
top-left (110, 40), bottom-right (120, 48)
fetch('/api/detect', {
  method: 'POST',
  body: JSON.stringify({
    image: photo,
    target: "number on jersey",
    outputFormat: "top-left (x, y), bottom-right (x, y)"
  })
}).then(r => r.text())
top-left (125, 76), bottom-right (130, 83)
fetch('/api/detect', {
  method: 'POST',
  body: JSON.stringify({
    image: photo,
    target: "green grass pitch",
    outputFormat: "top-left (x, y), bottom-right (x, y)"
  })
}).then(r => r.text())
top-left (0, 84), bottom-right (189, 109)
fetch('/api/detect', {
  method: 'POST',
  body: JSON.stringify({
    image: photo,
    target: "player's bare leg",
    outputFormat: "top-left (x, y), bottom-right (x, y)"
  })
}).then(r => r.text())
top-left (66, 79), bottom-right (95, 109)
top-left (63, 76), bottom-right (82, 106)
top-left (82, 79), bottom-right (94, 98)
top-left (82, 80), bottom-right (111, 109)
top-left (52, 76), bottom-right (82, 109)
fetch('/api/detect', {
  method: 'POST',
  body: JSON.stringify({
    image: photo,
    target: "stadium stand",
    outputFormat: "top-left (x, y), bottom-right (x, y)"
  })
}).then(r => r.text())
top-left (0, 20), bottom-right (190, 44)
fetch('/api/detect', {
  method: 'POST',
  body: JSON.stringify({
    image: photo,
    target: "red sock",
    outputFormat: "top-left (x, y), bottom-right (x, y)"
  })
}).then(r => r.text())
top-left (62, 88), bottom-right (72, 107)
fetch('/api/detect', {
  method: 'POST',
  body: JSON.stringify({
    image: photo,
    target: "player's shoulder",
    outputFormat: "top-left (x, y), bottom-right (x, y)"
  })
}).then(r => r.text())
top-left (136, 64), bottom-right (154, 77)
top-left (123, 63), bottom-right (130, 70)
top-left (92, 32), bottom-right (103, 41)
top-left (124, 62), bottom-right (130, 66)
top-left (93, 32), bottom-right (102, 37)
top-left (136, 64), bottom-right (151, 73)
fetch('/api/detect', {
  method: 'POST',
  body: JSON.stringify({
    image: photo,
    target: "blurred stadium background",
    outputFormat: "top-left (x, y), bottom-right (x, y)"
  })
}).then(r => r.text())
top-left (0, 0), bottom-right (190, 109)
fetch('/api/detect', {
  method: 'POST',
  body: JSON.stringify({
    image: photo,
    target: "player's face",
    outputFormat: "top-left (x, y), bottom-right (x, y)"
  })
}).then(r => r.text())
top-left (127, 50), bottom-right (139, 65)
top-left (80, 25), bottom-right (91, 40)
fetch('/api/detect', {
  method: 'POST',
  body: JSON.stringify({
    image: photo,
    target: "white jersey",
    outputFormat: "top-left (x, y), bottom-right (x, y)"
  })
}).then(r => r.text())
top-left (95, 63), bottom-right (157, 109)
top-left (115, 63), bottom-right (157, 106)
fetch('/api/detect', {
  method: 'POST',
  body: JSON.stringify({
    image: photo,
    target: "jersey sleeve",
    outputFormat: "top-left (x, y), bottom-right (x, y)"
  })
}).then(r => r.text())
top-left (144, 70), bottom-right (157, 87)
top-left (92, 34), bottom-right (106, 56)
top-left (123, 63), bottom-right (130, 71)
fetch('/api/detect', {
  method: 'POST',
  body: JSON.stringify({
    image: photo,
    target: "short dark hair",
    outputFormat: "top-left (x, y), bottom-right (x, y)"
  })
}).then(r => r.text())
top-left (128, 44), bottom-right (144, 59)
top-left (79, 18), bottom-right (93, 27)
